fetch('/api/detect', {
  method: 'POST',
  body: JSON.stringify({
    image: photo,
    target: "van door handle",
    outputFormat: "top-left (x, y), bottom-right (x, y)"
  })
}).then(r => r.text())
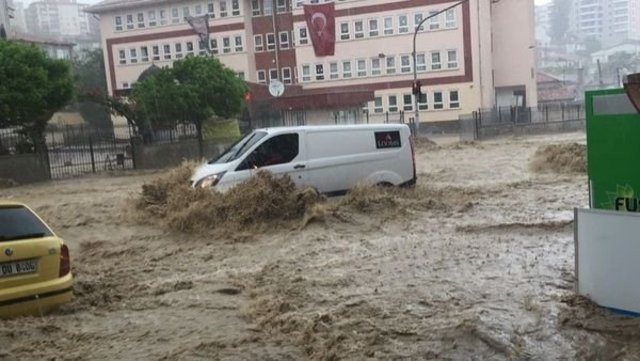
top-left (294, 164), bottom-right (306, 169)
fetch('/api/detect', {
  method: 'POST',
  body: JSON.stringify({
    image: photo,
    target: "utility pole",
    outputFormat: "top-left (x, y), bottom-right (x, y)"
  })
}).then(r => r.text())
top-left (412, 0), bottom-right (469, 137)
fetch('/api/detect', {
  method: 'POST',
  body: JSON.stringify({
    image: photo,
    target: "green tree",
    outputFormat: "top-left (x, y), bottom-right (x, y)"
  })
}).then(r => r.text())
top-left (72, 48), bottom-right (112, 130)
top-left (0, 40), bottom-right (74, 146)
top-left (129, 55), bottom-right (247, 156)
top-left (550, 0), bottom-right (572, 44)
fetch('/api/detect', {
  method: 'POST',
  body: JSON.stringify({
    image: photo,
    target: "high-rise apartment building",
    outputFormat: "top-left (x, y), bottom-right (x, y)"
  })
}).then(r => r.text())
top-left (570, 0), bottom-right (640, 47)
top-left (87, 0), bottom-right (537, 125)
top-left (0, 0), bottom-right (13, 36)
top-left (25, 0), bottom-right (98, 38)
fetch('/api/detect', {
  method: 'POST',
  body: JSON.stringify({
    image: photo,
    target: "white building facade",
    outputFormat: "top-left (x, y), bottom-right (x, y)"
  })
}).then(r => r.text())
top-left (87, 0), bottom-right (537, 125)
top-left (25, 0), bottom-right (98, 37)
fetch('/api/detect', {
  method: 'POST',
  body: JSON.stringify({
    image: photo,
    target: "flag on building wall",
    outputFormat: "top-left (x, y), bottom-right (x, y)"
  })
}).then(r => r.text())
top-left (303, 2), bottom-right (335, 57)
top-left (186, 15), bottom-right (210, 53)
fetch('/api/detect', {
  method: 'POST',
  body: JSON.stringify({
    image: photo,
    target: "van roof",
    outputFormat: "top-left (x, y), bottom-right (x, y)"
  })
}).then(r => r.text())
top-left (255, 123), bottom-right (409, 134)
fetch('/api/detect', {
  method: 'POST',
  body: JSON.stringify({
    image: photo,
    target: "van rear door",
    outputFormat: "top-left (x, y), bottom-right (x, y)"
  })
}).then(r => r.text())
top-left (230, 131), bottom-right (308, 187)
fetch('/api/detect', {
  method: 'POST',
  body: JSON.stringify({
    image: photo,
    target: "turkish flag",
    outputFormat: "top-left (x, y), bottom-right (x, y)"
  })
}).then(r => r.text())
top-left (304, 2), bottom-right (336, 57)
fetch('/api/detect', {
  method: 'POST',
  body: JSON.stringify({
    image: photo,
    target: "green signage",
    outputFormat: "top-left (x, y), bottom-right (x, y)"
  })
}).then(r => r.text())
top-left (586, 88), bottom-right (640, 211)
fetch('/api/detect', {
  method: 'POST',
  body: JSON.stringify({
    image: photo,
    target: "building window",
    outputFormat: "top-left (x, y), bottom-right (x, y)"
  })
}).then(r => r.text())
top-left (356, 59), bottom-right (367, 77)
top-left (122, 82), bottom-right (130, 89)
top-left (254, 35), bottom-right (264, 51)
top-left (398, 15), bottom-right (408, 33)
top-left (447, 50), bottom-right (458, 68)
top-left (198, 40), bottom-right (207, 54)
top-left (329, 62), bottom-right (339, 79)
top-left (445, 9), bottom-right (456, 28)
top-left (431, 51), bottom-right (441, 70)
top-left (429, 11), bottom-right (440, 30)
top-left (174, 43), bottom-right (183, 58)
top-left (186, 42), bottom-right (194, 55)
top-left (126, 14), bottom-right (134, 29)
top-left (257, 70), bottom-right (266, 83)
top-left (264, 0), bottom-right (273, 15)
top-left (269, 68), bottom-right (278, 81)
top-left (282, 67), bottom-right (292, 84)
top-left (388, 95), bottom-right (398, 112)
top-left (401, 55), bottom-right (411, 73)
top-left (220, 1), bottom-right (228, 17)
top-left (210, 39), bottom-right (218, 54)
top-left (266, 33), bottom-right (276, 51)
top-left (301, 65), bottom-right (311, 81)
top-left (279, 31), bottom-right (289, 49)
top-left (207, 2), bottom-right (215, 17)
top-left (434, 91), bottom-right (444, 109)
top-left (182, 6), bottom-right (190, 18)
top-left (383, 17), bottom-right (393, 35)
top-left (232, 0), bottom-right (240, 16)
top-left (368, 19), bottom-right (379, 37)
top-left (163, 44), bottom-right (171, 59)
top-left (373, 97), bottom-right (383, 113)
top-left (222, 37), bottom-right (231, 53)
top-left (414, 13), bottom-right (423, 31)
top-left (152, 45), bottom-right (160, 61)
top-left (342, 61), bottom-right (352, 78)
top-left (416, 53), bottom-right (426, 72)
top-left (251, 0), bottom-right (260, 16)
top-left (129, 48), bottom-right (138, 63)
top-left (237, 71), bottom-right (245, 80)
top-left (235, 36), bottom-right (243, 52)
top-left (298, 27), bottom-right (308, 45)
top-left (354, 20), bottom-right (364, 38)
top-left (340, 22), bottom-right (350, 40)
top-left (277, 0), bottom-right (286, 13)
top-left (403, 94), bottom-right (413, 111)
top-left (141, 46), bottom-right (149, 62)
top-left (148, 10), bottom-right (157, 26)
top-left (386, 56), bottom-right (396, 74)
top-left (160, 9), bottom-right (168, 25)
top-left (115, 16), bottom-right (123, 31)
top-left (171, 8), bottom-right (180, 23)
top-left (449, 90), bottom-right (460, 108)
top-left (315, 64), bottom-right (324, 80)
top-left (118, 49), bottom-right (126, 64)
top-left (137, 13), bottom-right (144, 28)
top-left (418, 93), bottom-right (428, 110)
top-left (195, 4), bottom-right (203, 14)
top-left (371, 58), bottom-right (381, 75)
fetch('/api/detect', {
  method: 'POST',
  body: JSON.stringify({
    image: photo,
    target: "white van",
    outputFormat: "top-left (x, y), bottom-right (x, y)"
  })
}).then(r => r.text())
top-left (191, 124), bottom-right (417, 194)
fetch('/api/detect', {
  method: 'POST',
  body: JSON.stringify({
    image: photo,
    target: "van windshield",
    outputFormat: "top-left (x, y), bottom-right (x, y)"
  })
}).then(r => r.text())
top-left (208, 131), bottom-right (268, 164)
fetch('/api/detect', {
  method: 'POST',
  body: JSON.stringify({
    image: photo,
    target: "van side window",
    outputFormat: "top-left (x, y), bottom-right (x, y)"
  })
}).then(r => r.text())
top-left (237, 133), bottom-right (299, 170)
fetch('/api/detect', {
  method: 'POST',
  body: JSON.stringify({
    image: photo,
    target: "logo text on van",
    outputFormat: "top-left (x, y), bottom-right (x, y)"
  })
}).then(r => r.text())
top-left (375, 131), bottom-right (402, 149)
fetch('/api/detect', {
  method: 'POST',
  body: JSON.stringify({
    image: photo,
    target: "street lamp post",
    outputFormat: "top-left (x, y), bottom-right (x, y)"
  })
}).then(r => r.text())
top-left (412, 0), bottom-right (469, 136)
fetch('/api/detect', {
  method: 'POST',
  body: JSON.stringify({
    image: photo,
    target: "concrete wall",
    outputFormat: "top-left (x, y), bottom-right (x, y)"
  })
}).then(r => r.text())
top-left (491, 0), bottom-right (537, 107)
top-left (132, 139), bottom-right (231, 170)
top-left (462, 119), bottom-right (585, 140)
top-left (0, 153), bottom-right (50, 185)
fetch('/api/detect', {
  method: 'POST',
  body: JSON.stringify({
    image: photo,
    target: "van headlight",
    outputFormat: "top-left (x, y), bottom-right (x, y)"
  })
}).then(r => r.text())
top-left (196, 172), bottom-right (226, 188)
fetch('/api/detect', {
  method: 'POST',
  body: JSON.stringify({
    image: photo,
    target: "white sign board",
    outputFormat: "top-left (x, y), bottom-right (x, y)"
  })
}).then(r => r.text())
top-left (575, 208), bottom-right (640, 315)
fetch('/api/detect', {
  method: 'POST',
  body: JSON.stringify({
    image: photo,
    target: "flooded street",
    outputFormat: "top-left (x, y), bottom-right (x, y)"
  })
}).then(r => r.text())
top-left (2, 132), bottom-right (640, 360)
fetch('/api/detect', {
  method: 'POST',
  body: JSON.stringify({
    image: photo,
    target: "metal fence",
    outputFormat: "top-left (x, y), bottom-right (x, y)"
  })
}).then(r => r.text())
top-left (460, 104), bottom-right (586, 140)
top-left (0, 125), bottom-right (135, 179)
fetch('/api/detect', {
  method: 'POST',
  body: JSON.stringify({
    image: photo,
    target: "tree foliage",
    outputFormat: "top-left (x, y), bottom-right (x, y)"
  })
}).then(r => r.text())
top-left (0, 40), bottom-right (74, 142)
top-left (550, 0), bottom-right (572, 44)
top-left (125, 55), bottom-right (247, 154)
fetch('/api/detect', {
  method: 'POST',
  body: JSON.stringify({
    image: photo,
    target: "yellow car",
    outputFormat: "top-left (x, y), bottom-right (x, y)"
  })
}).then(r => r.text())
top-left (0, 201), bottom-right (73, 318)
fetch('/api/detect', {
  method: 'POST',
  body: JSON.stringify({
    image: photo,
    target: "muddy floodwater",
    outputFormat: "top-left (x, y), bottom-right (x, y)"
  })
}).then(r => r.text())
top-left (2, 132), bottom-right (640, 360)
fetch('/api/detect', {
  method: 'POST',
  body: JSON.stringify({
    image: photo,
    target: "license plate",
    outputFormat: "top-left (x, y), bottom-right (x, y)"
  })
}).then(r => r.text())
top-left (0, 259), bottom-right (38, 277)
